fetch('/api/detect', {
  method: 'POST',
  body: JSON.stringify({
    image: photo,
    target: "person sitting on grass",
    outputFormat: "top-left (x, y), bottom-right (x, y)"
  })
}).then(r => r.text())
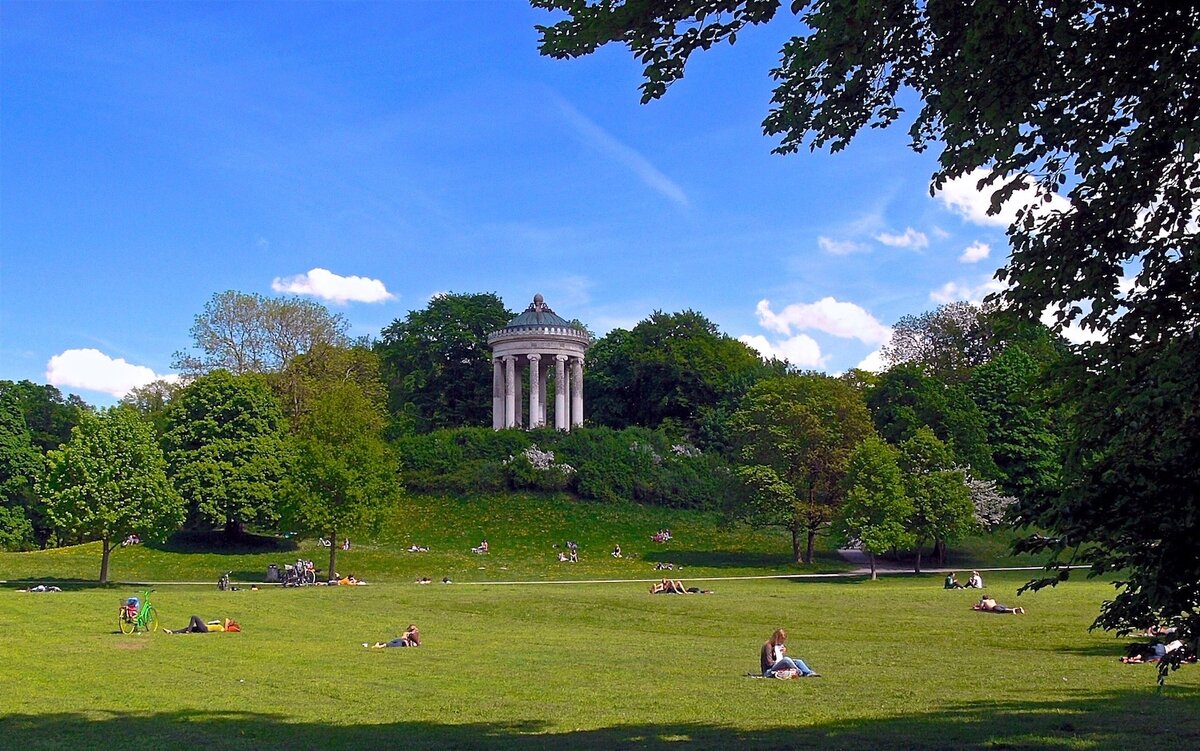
top-left (944, 572), bottom-right (965, 589)
top-left (612, 544), bottom-right (622, 558)
top-left (1122, 640), bottom-right (1191, 664)
top-left (761, 628), bottom-right (820, 678)
top-left (165, 616), bottom-right (241, 634)
top-left (649, 578), bottom-right (688, 594)
top-left (366, 624), bottom-right (421, 649)
top-left (971, 595), bottom-right (1025, 614)
top-left (966, 570), bottom-right (984, 588)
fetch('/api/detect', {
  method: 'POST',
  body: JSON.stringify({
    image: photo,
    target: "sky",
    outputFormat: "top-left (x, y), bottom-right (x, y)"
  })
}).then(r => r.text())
top-left (1, 1), bottom-right (1026, 405)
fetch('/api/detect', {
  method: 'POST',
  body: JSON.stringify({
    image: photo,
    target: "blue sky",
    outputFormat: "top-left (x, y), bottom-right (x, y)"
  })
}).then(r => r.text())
top-left (1, 1), bottom-right (1020, 405)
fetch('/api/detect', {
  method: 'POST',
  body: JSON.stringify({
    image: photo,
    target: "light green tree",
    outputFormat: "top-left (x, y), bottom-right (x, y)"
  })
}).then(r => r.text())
top-left (40, 408), bottom-right (184, 582)
top-left (899, 427), bottom-right (975, 572)
top-left (283, 383), bottom-right (400, 580)
top-left (833, 436), bottom-right (913, 580)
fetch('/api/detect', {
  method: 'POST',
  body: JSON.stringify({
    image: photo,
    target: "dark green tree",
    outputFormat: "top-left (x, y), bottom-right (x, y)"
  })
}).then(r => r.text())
top-left (832, 436), bottom-right (913, 580)
top-left (120, 379), bottom-right (185, 439)
top-left (968, 346), bottom-right (1062, 501)
top-left (730, 373), bottom-right (874, 563)
top-left (376, 292), bottom-right (513, 433)
top-left (283, 383), bottom-right (400, 580)
top-left (0, 380), bottom-right (86, 453)
top-left (899, 427), bottom-right (975, 572)
top-left (40, 408), bottom-right (184, 582)
top-left (162, 371), bottom-right (292, 540)
top-left (0, 392), bottom-right (44, 550)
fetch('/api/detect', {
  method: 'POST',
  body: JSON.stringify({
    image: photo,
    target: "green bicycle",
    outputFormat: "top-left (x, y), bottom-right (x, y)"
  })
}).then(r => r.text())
top-left (118, 589), bottom-right (159, 634)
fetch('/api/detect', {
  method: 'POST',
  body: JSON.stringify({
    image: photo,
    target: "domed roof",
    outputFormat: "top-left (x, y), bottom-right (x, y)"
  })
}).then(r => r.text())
top-left (501, 293), bottom-right (578, 331)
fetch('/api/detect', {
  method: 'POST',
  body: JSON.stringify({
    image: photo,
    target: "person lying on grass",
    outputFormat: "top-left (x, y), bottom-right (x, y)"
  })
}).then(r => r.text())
top-left (165, 616), bottom-right (241, 633)
top-left (760, 628), bottom-right (820, 678)
top-left (971, 595), bottom-right (1025, 614)
top-left (649, 578), bottom-right (688, 594)
top-left (365, 624), bottom-right (421, 648)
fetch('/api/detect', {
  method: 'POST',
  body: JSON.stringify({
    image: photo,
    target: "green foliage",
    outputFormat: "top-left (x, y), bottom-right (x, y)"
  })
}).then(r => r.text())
top-left (163, 371), bottom-right (292, 538)
top-left (119, 379), bottom-right (185, 438)
top-left (868, 365), bottom-right (998, 479)
top-left (173, 290), bottom-right (350, 377)
top-left (38, 407), bottom-right (184, 582)
top-left (376, 292), bottom-right (513, 434)
top-left (0, 504), bottom-right (35, 551)
top-left (968, 346), bottom-right (1062, 501)
top-left (833, 437), bottom-right (913, 578)
top-left (0, 391), bottom-right (44, 550)
top-left (585, 310), bottom-right (785, 443)
top-left (899, 428), bottom-right (976, 571)
top-left (271, 342), bottom-right (387, 429)
top-left (0, 379), bottom-right (86, 453)
top-left (284, 382), bottom-right (401, 579)
top-left (730, 373), bottom-right (874, 563)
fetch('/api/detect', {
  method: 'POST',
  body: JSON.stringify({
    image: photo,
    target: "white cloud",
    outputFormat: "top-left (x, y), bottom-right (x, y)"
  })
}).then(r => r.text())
top-left (739, 334), bottom-right (826, 368)
top-left (46, 349), bottom-right (177, 398)
top-left (271, 268), bottom-right (396, 304)
top-left (754, 298), bottom-right (891, 345)
top-left (875, 227), bottom-right (928, 249)
top-left (931, 226), bottom-right (951, 240)
top-left (929, 276), bottom-right (1007, 305)
top-left (856, 349), bottom-right (887, 373)
top-left (936, 168), bottom-right (1071, 227)
top-left (818, 236), bottom-right (869, 255)
top-left (556, 98), bottom-right (689, 209)
top-left (959, 241), bottom-right (991, 263)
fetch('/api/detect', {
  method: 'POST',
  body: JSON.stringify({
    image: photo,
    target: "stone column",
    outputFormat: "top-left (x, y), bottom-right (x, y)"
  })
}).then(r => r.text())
top-left (515, 361), bottom-right (524, 428)
top-left (503, 356), bottom-right (516, 429)
top-left (527, 354), bottom-right (541, 428)
top-left (555, 355), bottom-right (568, 430)
top-left (570, 357), bottom-right (584, 428)
top-left (492, 358), bottom-right (504, 430)
top-left (538, 359), bottom-right (548, 426)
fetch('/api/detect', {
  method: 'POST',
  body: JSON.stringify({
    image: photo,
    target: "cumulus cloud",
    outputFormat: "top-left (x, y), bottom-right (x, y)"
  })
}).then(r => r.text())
top-left (959, 241), bottom-right (991, 263)
top-left (754, 298), bottom-right (891, 345)
top-left (856, 349), bottom-right (887, 373)
top-left (818, 236), bottom-right (869, 255)
top-left (936, 168), bottom-right (1071, 227)
top-left (739, 334), bottom-right (826, 368)
top-left (271, 268), bottom-right (396, 304)
top-left (46, 349), bottom-right (177, 398)
top-left (929, 276), bottom-right (1007, 305)
top-left (875, 227), bottom-right (929, 249)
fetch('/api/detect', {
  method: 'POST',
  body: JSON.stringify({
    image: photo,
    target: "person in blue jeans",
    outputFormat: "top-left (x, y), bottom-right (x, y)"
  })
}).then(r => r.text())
top-left (760, 628), bottom-right (820, 678)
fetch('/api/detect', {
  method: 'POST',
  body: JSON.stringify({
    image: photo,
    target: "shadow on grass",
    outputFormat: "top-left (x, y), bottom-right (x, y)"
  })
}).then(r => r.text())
top-left (153, 530), bottom-right (298, 555)
top-left (641, 550), bottom-right (849, 574)
top-left (1, 577), bottom-right (120, 591)
top-left (3, 687), bottom-right (1198, 750)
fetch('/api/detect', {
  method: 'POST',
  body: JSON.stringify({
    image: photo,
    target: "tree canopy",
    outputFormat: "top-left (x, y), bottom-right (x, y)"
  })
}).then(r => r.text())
top-left (39, 408), bottom-right (183, 582)
top-left (376, 292), bottom-right (513, 434)
top-left (833, 436), bottom-right (912, 580)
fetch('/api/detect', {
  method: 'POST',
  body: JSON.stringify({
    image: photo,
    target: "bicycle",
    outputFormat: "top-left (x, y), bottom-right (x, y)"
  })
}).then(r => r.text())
top-left (118, 589), bottom-right (159, 634)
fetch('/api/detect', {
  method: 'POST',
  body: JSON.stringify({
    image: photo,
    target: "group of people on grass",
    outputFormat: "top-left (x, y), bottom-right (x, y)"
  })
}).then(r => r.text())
top-left (945, 570), bottom-right (984, 589)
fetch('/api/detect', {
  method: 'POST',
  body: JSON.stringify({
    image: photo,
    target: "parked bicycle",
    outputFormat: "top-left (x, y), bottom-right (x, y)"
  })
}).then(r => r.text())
top-left (118, 589), bottom-right (159, 634)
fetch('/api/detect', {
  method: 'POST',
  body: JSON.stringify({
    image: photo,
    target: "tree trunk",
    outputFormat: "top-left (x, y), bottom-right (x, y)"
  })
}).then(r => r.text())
top-left (936, 539), bottom-right (947, 566)
top-left (791, 527), bottom-right (802, 564)
top-left (869, 551), bottom-right (877, 581)
top-left (327, 529), bottom-right (338, 583)
top-left (805, 528), bottom-right (817, 565)
top-left (99, 537), bottom-right (111, 584)
top-left (223, 518), bottom-right (245, 544)
top-left (914, 544), bottom-right (923, 574)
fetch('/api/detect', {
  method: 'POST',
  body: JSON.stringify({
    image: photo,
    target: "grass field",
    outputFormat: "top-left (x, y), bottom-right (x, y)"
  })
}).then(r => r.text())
top-left (2, 493), bottom-right (1194, 750)
top-left (1, 572), bottom-right (1197, 750)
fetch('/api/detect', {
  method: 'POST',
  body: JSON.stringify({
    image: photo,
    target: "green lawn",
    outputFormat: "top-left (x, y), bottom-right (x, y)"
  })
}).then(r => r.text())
top-left (1, 572), bottom-right (1197, 750)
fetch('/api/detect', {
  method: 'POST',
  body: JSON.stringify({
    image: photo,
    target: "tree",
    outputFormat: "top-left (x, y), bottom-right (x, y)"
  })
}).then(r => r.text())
top-left (162, 371), bottom-right (292, 540)
top-left (882, 303), bottom-right (996, 386)
top-left (0, 392), bottom-right (43, 550)
top-left (39, 408), bottom-right (184, 582)
top-left (271, 341), bottom-right (387, 429)
top-left (833, 436), bottom-right (913, 580)
top-left (587, 310), bottom-right (786, 442)
top-left (899, 427), bottom-right (975, 572)
top-left (174, 291), bottom-right (350, 377)
top-left (0, 380), bottom-right (86, 452)
top-left (867, 365), bottom-right (998, 479)
top-left (534, 0), bottom-right (1199, 673)
top-left (284, 383), bottom-right (400, 580)
top-left (376, 292), bottom-right (513, 433)
top-left (120, 378), bottom-right (186, 438)
top-left (968, 346), bottom-right (1062, 501)
top-left (730, 373), bottom-right (874, 563)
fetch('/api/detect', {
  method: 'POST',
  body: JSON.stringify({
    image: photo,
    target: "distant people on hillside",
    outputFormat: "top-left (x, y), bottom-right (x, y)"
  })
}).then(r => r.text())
top-left (971, 595), bottom-right (1024, 614)
top-left (569, 547), bottom-right (578, 563)
top-left (652, 529), bottom-right (672, 543)
top-left (342, 538), bottom-right (351, 551)
top-left (415, 577), bottom-right (432, 585)
top-left (653, 562), bottom-right (675, 571)
top-left (472, 540), bottom-right (489, 555)
top-left (760, 628), bottom-right (819, 678)
top-left (408, 544), bottom-right (429, 553)
top-left (612, 544), bottom-right (622, 558)
top-left (945, 572), bottom-right (965, 589)
top-left (966, 571), bottom-right (984, 589)
top-left (365, 624), bottom-right (421, 649)
top-left (121, 534), bottom-right (140, 547)
top-left (557, 551), bottom-right (569, 562)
